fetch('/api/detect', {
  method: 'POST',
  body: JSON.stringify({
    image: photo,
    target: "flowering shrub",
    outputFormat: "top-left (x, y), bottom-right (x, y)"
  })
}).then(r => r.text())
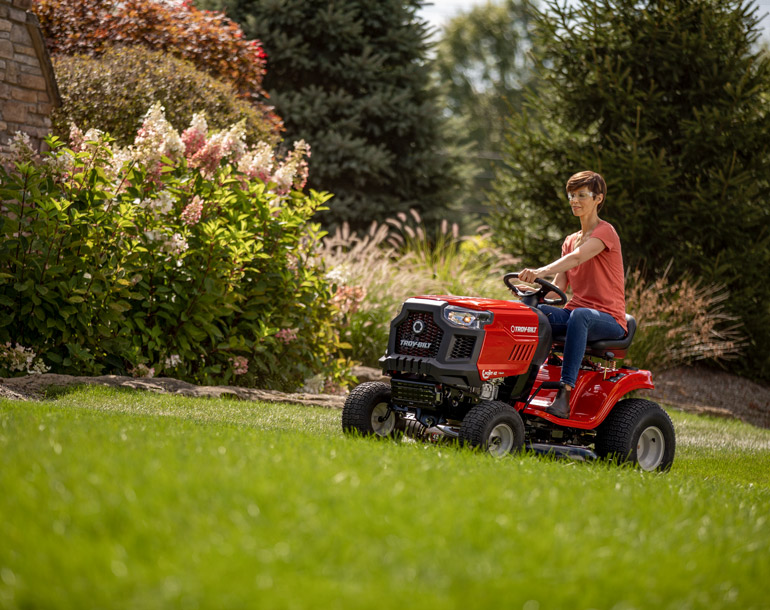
top-left (0, 343), bottom-right (50, 376)
top-left (0, 107), bottom-right (350, 390)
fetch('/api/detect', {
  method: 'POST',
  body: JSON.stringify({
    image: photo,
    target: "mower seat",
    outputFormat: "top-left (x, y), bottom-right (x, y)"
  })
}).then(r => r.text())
top-left (552, 313), bottom-right (636, 360)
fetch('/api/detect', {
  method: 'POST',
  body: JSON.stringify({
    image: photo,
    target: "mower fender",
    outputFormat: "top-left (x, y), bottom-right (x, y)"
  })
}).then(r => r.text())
top-left (586, 369), bottom-right (655, 428)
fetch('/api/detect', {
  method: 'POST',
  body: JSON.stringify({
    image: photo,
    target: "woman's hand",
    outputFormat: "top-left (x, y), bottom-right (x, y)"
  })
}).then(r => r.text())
top-left (518, 268), bottom-right (545, 284)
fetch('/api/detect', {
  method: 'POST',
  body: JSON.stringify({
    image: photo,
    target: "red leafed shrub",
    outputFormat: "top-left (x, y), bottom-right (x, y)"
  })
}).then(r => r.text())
top-left (32, 0), bottom-right (268, 100)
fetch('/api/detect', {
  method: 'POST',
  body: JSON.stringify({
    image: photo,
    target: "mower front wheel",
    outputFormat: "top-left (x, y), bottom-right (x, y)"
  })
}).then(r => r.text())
top-left (341, 381), bottom-right (398, 438)
top-left (459, 401), bottom-right (525, 457)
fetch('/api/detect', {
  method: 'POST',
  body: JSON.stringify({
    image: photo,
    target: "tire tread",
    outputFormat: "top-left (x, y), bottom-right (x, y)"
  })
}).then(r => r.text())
top-left (341, 381), bottom-right (392, 435)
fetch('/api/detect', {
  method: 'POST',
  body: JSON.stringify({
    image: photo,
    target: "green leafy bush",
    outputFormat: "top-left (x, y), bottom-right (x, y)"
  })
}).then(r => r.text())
top-left (52, 46), bottom-right (281, 148)
top-left (33, 0), bottom-right (270, 101)
top-left (0, 108), bottom-right (349, 391)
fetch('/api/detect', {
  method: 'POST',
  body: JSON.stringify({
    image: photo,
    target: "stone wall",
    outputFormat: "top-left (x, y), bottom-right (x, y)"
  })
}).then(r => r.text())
top-left (0, 0), bottom-right (59, 154)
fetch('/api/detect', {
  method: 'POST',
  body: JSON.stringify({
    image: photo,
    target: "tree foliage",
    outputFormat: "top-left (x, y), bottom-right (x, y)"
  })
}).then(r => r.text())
top-left (435, 0), bottom-right (536, 157)
top-left (194, 0), bottom-right (456, 229)
top-left (52, 46), bottom-right (281, 147)
top-left (490, 0), bottom-right (770, 378)
top-left (434, 0), bottom-right (539, 218)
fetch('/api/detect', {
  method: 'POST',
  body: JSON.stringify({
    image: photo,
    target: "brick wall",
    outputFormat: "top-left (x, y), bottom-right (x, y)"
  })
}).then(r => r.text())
top-left (0, 0), bottom-right (60, 154)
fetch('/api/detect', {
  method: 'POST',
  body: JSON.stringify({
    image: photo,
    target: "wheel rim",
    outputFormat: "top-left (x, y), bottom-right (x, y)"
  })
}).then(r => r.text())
top-left (637, 426), bottom-right (665, 471)
top-left (371, 402), bottom-right (395, 436)
top-left (487, 423), bottom-right (515, 457)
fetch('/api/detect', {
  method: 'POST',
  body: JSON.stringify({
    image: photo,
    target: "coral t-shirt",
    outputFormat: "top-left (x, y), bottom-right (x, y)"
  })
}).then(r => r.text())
top-left (562, 220), bottom-right (627, 333)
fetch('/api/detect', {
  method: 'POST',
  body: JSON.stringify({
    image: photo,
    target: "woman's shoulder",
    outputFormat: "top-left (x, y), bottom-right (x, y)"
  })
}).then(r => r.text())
top-left (594, 220), bottom-right (620, 241)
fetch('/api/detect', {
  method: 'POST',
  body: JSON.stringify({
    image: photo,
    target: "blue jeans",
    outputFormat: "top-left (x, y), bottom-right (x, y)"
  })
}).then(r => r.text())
top-left (538, 306), bottom-right (626, 387)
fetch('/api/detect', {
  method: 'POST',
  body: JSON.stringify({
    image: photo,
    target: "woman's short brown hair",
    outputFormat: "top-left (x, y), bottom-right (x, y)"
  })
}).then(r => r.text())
top-left (566, 171), bottom-right (607, 211)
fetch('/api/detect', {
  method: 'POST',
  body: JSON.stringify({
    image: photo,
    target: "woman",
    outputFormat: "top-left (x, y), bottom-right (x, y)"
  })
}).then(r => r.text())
top-left (518, 171), bottom-right (627, 419)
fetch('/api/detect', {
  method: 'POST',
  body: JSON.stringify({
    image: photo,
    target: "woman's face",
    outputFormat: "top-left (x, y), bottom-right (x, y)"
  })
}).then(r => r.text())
top-left (567, 187), bottom-right (603, 217)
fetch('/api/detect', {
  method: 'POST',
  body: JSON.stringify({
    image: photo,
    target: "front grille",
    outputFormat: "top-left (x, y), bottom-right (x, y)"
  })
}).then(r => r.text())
top-left (449, 335), bottom-right (476, 360)
top-left (391, 379), bottom-right (438, 408)
top-left (395, 311), bottom-right (443, 358)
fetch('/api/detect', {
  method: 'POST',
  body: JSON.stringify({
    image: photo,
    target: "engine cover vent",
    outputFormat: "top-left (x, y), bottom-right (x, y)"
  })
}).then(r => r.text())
top-left (509, 343), bottom-right (535, 363)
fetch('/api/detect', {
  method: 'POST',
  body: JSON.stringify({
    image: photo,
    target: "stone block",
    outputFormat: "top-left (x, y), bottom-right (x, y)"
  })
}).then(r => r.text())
top-left (11, 87), bottom-right (36, 103)
top-left (0, 83), bottom-right (9, 100)
top-left (37, 102), bottom-right (53, 115)
top-left (15, 44), bottom-right (35, 57)
top-left (1, 100), bottom-right (28, 123)
top-left (7, 7), bottom-right (28, 23)
top-left (13, 0), bottom-right (33, 10)
top-left (0, 39), bottom-right (14, 60)
top-left (18, 73), bottom-right (44, 91)
top-left (15, 52), bottom-right (39, 67)
top-left (5, 61), bottom-right (18, 83)
top-left (0, 19), bottom-right (12, 33)
top-left (25, 111), bottom-right (46, 127)
top-left (10, 25), bottom-right (31, 44)
top-left (20, 63), bottom-right (42, 76)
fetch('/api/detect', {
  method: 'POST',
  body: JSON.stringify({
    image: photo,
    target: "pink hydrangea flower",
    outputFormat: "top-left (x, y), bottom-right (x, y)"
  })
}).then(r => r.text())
top-left (275, 328), bottom-right (298, 344)
top-left (181, 196), bottom-right (204, 225)
top-left (230, 355), bottom-right (249, 375)
top-left (181, 113), bottom-right (208, 158)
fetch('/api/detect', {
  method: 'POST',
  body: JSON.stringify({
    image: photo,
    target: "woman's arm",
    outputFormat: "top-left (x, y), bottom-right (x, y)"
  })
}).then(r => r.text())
top-left (518, 237), bottom-right (605, 284)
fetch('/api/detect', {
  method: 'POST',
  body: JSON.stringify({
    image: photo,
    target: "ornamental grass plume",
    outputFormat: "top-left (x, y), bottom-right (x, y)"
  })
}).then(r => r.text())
top-left (319, 211), bottom-right (520, 366)
top-left (625, 266), bottom-right (747, 371)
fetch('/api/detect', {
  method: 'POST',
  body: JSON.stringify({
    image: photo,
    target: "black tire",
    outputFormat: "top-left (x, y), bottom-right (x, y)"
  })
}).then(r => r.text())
top-left (594, 398), bottom-right (676, 471)
top-left (458, 401), bottom-right (525, 457)
top-left (341, 382), bottom-right (397, 437)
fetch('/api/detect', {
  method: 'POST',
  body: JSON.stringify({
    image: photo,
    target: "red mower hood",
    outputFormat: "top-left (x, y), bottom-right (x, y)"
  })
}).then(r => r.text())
top-left (412, 295), bottom-right (525, 311)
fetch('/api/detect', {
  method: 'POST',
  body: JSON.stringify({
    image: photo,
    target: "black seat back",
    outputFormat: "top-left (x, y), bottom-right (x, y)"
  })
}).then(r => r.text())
top-left (552, 313), bottom-right (636, 360)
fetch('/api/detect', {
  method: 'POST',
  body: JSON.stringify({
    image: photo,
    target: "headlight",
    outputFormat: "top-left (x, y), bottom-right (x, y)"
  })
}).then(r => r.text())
top-left (443, 306), bottom-right (492, 329)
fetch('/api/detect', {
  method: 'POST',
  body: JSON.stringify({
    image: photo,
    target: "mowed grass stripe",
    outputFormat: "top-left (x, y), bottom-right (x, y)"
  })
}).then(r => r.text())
top-left (1, 387), bottom-right (769, 609)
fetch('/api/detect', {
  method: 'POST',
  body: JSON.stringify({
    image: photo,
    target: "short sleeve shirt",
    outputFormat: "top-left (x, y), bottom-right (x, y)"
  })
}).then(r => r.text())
top-left (562, 220), bottom-right (627, 332)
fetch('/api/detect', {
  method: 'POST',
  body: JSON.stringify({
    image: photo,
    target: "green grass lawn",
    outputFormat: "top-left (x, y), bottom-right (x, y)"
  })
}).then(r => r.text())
top-left (2, 386), bottom-right (769, 609)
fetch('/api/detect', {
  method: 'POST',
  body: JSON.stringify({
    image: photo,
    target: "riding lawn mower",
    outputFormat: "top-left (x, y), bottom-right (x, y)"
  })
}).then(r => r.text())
top-left (341, 273), bottom-right (676, 471)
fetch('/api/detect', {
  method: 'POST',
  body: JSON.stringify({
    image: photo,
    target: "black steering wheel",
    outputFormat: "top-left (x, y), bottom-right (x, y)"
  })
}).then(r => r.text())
top-left (503, 272), bottom-right (568, 307)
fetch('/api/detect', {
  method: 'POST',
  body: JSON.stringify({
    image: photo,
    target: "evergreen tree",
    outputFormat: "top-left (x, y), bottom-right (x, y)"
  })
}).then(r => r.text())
top-left (195, 0), bottom-right (456, 229)
top-left (489, 0), bottom-right (770, 378)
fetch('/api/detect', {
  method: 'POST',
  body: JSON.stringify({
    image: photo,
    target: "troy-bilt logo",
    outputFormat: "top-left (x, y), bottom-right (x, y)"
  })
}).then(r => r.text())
top-left (401, 339), bottom-right (432, 349)
top-left (511, 325), bottom-right (537, 334)
top-left (481, 370), bottom-right (505, 380)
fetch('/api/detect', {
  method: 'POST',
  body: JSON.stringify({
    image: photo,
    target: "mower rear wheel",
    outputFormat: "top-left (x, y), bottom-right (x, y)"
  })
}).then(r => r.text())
top-left (459, 401), bottom-right (525, 457)
top-left (341, 382), bottom-right (397, 438)
top-left (594, 398), bottom-right (676, 471)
